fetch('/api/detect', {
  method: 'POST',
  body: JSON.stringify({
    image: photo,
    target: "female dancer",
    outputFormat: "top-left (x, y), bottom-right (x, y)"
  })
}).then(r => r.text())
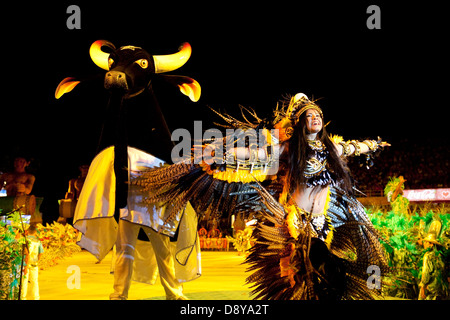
top-left (134, 93), bottom-right (391, 300)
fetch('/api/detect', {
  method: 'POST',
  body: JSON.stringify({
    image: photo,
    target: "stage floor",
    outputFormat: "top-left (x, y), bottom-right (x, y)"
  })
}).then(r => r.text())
top-left (33, 250), bottom-right (252, 300)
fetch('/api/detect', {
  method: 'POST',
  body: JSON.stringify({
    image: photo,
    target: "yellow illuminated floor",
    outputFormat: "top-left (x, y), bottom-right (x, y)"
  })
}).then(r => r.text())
top-left (33, 250), bottom-right (252, 300)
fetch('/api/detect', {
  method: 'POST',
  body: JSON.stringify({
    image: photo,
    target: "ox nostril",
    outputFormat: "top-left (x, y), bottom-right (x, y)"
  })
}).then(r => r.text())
top-left (104, 71), bottom-right (128, 91)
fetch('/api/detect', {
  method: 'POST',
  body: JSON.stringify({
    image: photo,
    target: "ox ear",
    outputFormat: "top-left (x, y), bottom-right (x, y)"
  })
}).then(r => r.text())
top-left (161, 75), bottom-right (201, 102)
top-left (55, 77), bottom-right (81, 99)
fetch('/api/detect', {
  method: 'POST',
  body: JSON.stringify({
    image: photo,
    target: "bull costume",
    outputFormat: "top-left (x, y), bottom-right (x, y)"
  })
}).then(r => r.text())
top-left (133, 93), bottom-right (391, 300)
top-left (55, 41), bottom-right (201, 299)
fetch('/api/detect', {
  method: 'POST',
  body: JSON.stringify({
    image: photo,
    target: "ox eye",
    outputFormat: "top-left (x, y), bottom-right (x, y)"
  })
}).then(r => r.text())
top-left (136, 59), bottom-right (148, 69)
top-left (108, 58), bottom-right (114, 69)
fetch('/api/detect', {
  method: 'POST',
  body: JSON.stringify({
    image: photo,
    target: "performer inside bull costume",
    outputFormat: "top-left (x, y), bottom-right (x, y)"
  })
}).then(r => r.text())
top-left (133, 93), bottom-right (392, 300)
top-left (56, 40), bottom-right (201, 300)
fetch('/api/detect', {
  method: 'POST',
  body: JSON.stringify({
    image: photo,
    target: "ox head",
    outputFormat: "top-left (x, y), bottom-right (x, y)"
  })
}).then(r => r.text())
top-left (55, 40), bottom-right (201, 101)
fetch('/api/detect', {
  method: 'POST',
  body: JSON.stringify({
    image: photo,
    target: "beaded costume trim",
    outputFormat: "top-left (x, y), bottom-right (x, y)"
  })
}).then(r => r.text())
top-left (304, 140), bottom-right (335, 188)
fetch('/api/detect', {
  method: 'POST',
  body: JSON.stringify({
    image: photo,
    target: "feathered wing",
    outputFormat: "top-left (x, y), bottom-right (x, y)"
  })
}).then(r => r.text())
top-left (244, 184), bottom-right (317, 300)
top-left (245, 185), bottom-right (391, 300)
top-left (131, 107), bottom-right (280, 224)
top-left (325, 187), bottom-right (391, 299)
top-left (132, 160), bottom-right (266, 223)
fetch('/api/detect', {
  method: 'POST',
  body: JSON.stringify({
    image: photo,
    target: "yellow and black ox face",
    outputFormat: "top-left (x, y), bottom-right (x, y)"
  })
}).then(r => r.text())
top-left (104, 45), bottom-right (155, 98)
top-left (55, 40), bottom-right (200, 101)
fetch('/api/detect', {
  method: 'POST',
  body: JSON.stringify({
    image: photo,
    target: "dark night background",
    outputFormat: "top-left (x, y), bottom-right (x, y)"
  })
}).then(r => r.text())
top-left (1, 2), bottom-right (447, 223)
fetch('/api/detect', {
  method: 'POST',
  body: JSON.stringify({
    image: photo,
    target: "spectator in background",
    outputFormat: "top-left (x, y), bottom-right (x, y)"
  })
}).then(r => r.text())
top-left (58, 164), bottom-right (89, 225)
top-left (21, 224), bottom-right (44, 300)
top-left (0, 156), bottom-right (35, 197)
top-left (65, 164), bottom-right (89, 201)
top-left (347, 138), bottom-right (449, 193)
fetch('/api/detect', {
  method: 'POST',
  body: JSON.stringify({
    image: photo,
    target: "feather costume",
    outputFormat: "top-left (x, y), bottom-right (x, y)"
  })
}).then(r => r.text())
top-left (132, 94), bottom-right (390, 300)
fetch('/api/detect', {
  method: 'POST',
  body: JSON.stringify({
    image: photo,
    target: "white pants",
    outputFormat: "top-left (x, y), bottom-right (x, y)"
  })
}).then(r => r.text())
top-left (21, 266), bottom-right (39, 300)
top-left (110, 219), bottom-right (184, 300)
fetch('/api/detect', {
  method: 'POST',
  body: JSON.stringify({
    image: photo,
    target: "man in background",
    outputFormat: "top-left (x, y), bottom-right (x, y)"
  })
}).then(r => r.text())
top-left (0, 156), bottom-right (35, 196)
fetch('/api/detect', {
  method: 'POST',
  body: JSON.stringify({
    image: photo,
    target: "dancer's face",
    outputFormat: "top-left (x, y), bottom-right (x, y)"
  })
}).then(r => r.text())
top-left (305, 109), bottom-right (322, 134)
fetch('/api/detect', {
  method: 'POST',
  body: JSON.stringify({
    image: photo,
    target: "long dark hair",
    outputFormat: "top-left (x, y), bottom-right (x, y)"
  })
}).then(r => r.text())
top-left (284, 111), bottom-right (354, 196)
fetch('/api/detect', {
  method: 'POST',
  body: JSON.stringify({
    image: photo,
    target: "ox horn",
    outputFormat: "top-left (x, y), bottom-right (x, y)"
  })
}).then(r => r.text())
top-left (89, 40), bottom-right (116, 70)
top-left (153, 42), bottom-right (192, 74)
